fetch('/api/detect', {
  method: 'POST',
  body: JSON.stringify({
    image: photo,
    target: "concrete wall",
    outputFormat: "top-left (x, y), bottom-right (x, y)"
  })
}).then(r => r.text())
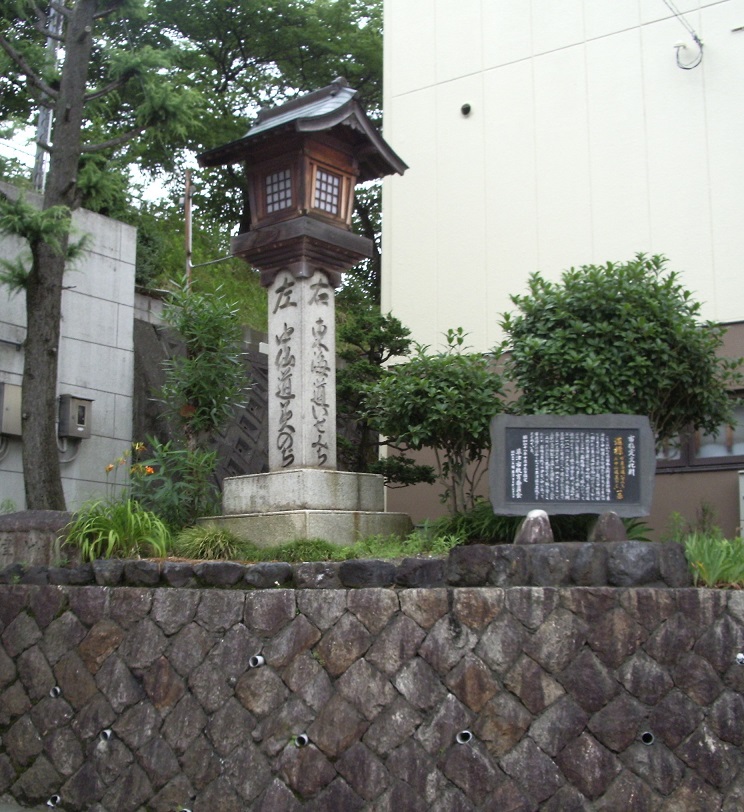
top-left (0, 183), bottom-right (136, 511)
top-left (382, 0), bottom-right (744, 351)
top-left (1, 580), bottom-right (743, 810)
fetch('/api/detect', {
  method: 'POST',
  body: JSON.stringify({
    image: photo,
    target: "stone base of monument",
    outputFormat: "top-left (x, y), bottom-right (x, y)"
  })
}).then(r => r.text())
top-left (200, 469), bottom-right (412, 547)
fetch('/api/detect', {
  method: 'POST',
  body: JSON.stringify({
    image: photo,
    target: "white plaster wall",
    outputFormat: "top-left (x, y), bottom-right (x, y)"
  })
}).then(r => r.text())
top-left (0, 183), bottom-right (136, 510)
top-left (382, 0), bottom-right (744, 350)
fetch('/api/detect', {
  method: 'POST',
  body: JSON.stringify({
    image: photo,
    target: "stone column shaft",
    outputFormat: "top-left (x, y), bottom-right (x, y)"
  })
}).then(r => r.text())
top-left (268, 269), bottom-right (336, 471)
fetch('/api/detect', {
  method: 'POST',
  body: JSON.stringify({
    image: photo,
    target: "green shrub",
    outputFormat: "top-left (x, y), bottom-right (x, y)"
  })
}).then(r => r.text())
top-left (363, 328), bottom-right (506, 513)
top-left (64, 499), bottom-right (171, 562)
top-left (501, 254), bottom-right (742, 447)
top-left (130, 438), bottom-right (220, 529)
top-left (160, 280), bottom-right (246, 451)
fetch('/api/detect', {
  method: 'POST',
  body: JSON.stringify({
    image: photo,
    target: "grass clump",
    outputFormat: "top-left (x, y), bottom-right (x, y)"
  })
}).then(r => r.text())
top-left (64, 499), bottom-right (171, 562)
top-left (172, 526), bottom-right (252, 561)
top-left (165, 527), bottom-right (468, 563)
top-left (684, 532), bottom-right (744, 587)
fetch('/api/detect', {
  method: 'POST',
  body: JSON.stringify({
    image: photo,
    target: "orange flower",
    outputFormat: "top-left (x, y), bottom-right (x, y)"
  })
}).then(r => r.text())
top-left (105, 464), bottom-right (114, 473)
top-left (145, 466), bottom-right (155, 475)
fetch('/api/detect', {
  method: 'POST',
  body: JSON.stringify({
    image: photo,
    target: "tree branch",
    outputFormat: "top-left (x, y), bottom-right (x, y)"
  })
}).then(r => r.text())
top-left (84, 75), bottom-right (131, 102)
top-left (0, 34), bottom-right (59, 101)
top-left (94, 2), bottom-right (126, 20)
top-left (80, 127), bottom-right (144, 153)
top-left (48, 2), bottom-right (71, 18)
top-left (34, 21), bottom-right (64, 42)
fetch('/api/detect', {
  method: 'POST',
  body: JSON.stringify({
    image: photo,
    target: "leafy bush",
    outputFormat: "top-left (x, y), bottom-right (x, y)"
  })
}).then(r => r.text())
top-left (501, 254), bottom-right (742, 446)
top-left (64, 499), bottom-right (171, 562)
top-left (130, 438), bottom-right (220, 529)
top-left (363, 328), bottom-right (506, 513)
top-left (160, 280), bottom-right (246, 450)
top-left (336, 304), bottom-right (435, 486)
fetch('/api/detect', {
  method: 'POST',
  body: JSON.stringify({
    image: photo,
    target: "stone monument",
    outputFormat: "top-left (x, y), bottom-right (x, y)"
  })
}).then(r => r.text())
top-left (196, 78), bottom-right (412, 545)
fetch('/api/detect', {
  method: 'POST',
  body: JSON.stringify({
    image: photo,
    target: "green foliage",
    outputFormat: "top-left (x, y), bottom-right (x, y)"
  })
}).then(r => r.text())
top-left (623, 517), bottom-right (653, 543)
top-left (171, 526), bottom-right (248, 561)
top-left (162, 526), bottom-right (467, 563)
top-left (336, 303), bottom-right (434, 483)
top-left (363, 328), bottom-right (506, 512)
top-left (367, 456), bottom-right (436, 487)
top-left (63, 499), bottom-right (171, 562)
top-left (684, 532), bottom-right (744, 587)
top-left (424, 499), bottom-right (651, 543)
top-left (426, 501), bottom-right (521, 542)
top-left (664, 502), bottom-right (720, 543)
top-left (501, 254), bottom-right (742, 446)
top-left (160, 281), bottom-right (246, 449)
top-left (0, 197), bottom-right (71, 255)
top-left (0, 499), bottom-right (16, 514)
top-left (130, 438), bottom-right (220, 529)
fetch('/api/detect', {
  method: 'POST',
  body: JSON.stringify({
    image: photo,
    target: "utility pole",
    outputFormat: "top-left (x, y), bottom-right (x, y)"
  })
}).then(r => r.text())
top-left (32, 6), bottom-right (62, 192)
top-left (184, 169), bottom-right (193, 288)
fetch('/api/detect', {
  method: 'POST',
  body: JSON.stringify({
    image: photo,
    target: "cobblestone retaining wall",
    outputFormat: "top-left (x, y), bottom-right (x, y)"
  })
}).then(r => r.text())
top-left (2, 584), bottom-right (744, 810)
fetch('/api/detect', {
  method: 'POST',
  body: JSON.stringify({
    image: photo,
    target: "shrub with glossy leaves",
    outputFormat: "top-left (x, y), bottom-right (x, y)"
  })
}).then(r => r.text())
top-left (501, 254), bottom-right (742, 446)
top-left (362, 328), bottom-right (506, 513)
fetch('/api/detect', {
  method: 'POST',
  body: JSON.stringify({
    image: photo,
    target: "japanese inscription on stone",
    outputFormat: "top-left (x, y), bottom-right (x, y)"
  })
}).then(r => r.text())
top-left (267, 269), bottom-right (337, 471)
top-left (310, 275), bottom-right (332, 465)
top-left (490, 414), bottom-right (654, 517)
top-left (272, 273), bottom-right (298, 467)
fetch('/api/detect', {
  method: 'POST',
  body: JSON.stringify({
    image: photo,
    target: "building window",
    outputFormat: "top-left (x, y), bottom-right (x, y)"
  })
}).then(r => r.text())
top-left (266, 169), bottom-right (292, 213)
top-left (313, 168), bottom-right (341, 215)
top-left (657, 401), bottom-right (744, 472)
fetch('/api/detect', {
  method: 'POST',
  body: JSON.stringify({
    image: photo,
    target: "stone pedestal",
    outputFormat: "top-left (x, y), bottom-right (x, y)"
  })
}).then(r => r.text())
top-left (203, 469), bottom-right (412, 547)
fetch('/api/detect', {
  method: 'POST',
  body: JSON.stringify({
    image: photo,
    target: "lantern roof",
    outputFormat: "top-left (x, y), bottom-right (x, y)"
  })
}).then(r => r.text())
top-left (197, 78), bottom-right (407, 181)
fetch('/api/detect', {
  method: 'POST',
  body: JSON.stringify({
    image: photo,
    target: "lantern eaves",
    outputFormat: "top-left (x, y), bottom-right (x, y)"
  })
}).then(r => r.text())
top-left (197, 78), bottom-right (407, 182)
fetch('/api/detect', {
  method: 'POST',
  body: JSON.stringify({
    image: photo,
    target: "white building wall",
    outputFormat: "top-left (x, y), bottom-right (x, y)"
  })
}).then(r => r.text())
top-left (382, 0), bottom-right (744, 351)
top-left (0, 183), bottom-right (136, 510)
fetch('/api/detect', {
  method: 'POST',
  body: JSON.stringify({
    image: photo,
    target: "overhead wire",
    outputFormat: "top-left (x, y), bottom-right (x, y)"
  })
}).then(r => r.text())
top-left (662, 0), bottom-right (704, 70)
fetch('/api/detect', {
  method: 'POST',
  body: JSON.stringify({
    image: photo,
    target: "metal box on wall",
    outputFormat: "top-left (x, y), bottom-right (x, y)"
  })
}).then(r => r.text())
top-left (0, 382), bottom-right (22, 437)
top-left (58, 394), bottom-right (93, 439)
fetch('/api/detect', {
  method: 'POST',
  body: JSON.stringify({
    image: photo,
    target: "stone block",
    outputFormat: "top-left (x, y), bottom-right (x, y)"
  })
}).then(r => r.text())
top-left (338, 658), bottom-right (397, 720)
top-left (245, 589), bottom-right (296, 637)
top-left (339, 559), bottom-right (397, 587)
top-left (441, 740), bottom-right (502, 806)
top-left (620, 740), bottom-right (685, 796)
top-left (472, 692), bottom-right (532, 758)
top-left (315, 613), bottom-right (372, 676)
top-left (529, 543), bottom-right (577, 585)
top-left (500, 737), bottom-right (565, 804)
top-left (555, 733), bottom-right (621, 800)
top-left (194, 560), bottom-right (247, 587)
top-left (530, 695), bottom-right (590, 757)
top-left (244, 562), bottom-right (293, 589)
top-left (223, 468), bottom-right (386, 513)
top-left (346, 589), bottom-right (402, 634)
top-left (607, 542), bottom-right (660, 587)
top-left (213, 508), bottom-right (413, 547)
top-left (650, 689), bottom-right (705, 749)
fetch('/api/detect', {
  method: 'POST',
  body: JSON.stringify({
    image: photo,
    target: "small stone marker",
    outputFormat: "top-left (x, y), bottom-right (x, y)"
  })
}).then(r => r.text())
top-left (514, 509), bottom-right (554, 544)
top-left (490, 414), bottom-right (655, 517)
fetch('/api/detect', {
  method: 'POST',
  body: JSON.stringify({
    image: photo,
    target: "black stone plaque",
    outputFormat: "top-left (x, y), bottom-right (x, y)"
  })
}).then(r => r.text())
top-left (490, 414), bottom-right (655, 516)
